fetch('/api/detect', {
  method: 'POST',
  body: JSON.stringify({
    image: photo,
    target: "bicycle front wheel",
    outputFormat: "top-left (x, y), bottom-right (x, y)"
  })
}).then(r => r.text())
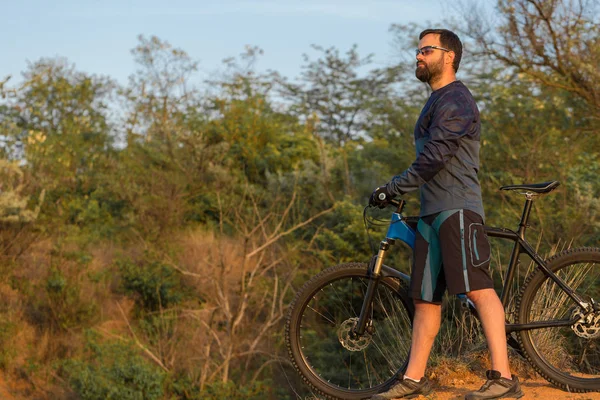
top-left (285, 262), bottom-right (414, 399)
top-left (517, 247), bottom-right (600, 392)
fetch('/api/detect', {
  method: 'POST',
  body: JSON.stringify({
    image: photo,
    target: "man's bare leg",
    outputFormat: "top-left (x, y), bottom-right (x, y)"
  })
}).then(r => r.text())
top-left (467, 288), bottom-right (511, 378)
top-left (404, 300), bottom-right (442, 379)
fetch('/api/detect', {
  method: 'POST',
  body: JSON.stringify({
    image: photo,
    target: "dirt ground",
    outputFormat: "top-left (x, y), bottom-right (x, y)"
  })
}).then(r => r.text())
top-left (420, 365), bottom-right (600, 400)
top-left (424, 378), bottom-right (600, 399)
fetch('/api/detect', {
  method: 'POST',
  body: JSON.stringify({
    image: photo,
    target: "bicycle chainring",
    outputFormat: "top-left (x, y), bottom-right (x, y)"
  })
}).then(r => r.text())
top-left (570, 309), bottom-right (600, 339)
top-left (337, 317), bottom-right (372, 351)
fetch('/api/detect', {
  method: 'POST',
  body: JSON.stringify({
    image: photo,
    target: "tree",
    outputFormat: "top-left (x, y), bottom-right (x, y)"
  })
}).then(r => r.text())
top-left (203, 47), bottom-right (321, 185)
top-left (462, 0), bottom-right (600, 119)
top-left (124, 35), bottom-right (200, 150)
top-left (132, 182), bottom-right (335, 392)
top-left (279, 45), bottom-right (405, 147)
top-left (475, 71), bottom-right (599, 246)
top-left (451, 0), bottom-right (600, 245)
top-left (0, 58), bottom-right (121, 242)
top-left (277, 45), bottom-right (406, 196)
top-left (1, 58), bottom-right (115, 188)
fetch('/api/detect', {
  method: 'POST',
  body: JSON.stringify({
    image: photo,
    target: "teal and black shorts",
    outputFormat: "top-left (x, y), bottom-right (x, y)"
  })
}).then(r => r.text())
top-left (409, 209), bottom-right (493, 303)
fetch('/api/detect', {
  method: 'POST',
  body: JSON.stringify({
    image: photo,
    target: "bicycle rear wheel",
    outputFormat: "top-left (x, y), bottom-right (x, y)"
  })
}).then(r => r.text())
top-left (285, 262), bottom-right (414, 399)
top-left (517, 247), bottom-right (600, 392)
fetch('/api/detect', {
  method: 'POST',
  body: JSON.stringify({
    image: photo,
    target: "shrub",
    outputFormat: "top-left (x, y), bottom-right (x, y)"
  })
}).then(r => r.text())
top-left (62, 332), bottom-right (166, 400)
top-left (118, 259), bottom-right (183, 312)
top-left (42, 267), bottom-right (98, 331)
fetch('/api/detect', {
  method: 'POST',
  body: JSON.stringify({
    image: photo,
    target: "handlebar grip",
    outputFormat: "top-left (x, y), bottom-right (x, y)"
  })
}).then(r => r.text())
top-left (389, 198), bottom-right (405, 212)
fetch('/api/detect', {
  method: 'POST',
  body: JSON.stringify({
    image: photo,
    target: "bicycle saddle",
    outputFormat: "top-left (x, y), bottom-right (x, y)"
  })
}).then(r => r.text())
top-left (499, 181), bottom-right (560, 194)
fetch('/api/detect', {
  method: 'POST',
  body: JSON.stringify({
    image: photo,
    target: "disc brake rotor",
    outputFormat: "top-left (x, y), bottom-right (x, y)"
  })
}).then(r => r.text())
top-left (337, 317), bottom-right (372, 351)
top-left (571, 309), bottom-right (600, 339)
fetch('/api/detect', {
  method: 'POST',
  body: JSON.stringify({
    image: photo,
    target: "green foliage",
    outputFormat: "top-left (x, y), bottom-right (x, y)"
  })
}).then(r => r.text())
top-left (165, 374), bottom-right (202, 399)
top-left (347, 135), bottom-right (416, 203)
top-left (62, 192), bottom-right (124, 238)
top-left (198, 381), bottom-right (268, 400)
top-left (312, 200), bottom-right (371, 264)
top-left (280, 44), bottom-right (406, 147)
top-left (118, 259), bottom-right (184, 312)
top-left (13, 58), bottom-right (114, 186)
top-left (38, 266), bottom-right (98, 331)
top-left (62, 332), bottom-right (166, 400)
top-left (138, 311), bottom-right (177, 349)
top-left (264, 159), bottom-right (333, 221)
top-left (206, 90), bottom-right (319, 184)
top-left (476, 72), bottom-right (600, 247)
top-left (102, 142), bottom-right (191, 240)
top-left (0, 319), bottom-right (17, 369)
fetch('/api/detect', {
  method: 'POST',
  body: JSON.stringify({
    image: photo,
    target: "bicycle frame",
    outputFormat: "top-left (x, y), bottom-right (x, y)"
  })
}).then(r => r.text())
top-left (354, 196), bottom-right (589, 337)
top-left (485, 193), bottom-right (588, 333)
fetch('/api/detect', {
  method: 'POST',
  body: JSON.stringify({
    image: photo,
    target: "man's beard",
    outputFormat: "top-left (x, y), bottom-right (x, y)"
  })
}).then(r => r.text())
top-left (415, 57), bottom-right (444, 84)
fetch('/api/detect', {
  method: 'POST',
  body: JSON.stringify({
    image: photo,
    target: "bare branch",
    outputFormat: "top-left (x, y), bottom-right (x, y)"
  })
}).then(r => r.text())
top-left (246, 205), bottom-right (335, 259)
top-left (269, 189), bottom-right (298, 241)
top-left (116, 302), bottom-right (170, 372)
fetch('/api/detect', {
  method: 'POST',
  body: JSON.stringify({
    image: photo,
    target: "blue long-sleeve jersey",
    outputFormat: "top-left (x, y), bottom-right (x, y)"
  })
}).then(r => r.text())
top-left (385, 81), bottom-right (485, 219)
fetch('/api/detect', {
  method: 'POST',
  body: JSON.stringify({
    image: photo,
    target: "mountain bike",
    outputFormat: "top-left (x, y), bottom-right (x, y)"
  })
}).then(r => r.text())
top-left (285, 181), bottom-right (600, 399)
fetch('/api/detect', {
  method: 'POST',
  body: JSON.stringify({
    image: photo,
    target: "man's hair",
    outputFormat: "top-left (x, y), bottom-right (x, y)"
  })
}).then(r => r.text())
top-left (419, 29), bottom-right (463, 72)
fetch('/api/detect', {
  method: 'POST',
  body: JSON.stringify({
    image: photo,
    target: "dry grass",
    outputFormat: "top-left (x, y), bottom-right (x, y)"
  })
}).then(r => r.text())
top-left (171, 227), bottom-right (298, 387)
top-left (0, 236), bottom-right (124, 398)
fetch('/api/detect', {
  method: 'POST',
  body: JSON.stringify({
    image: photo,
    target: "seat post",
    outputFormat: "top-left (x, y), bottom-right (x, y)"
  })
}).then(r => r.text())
top-left (500, 192), bottom-right (536, 305)
top-left (517, 193), bottom-right (536, 239)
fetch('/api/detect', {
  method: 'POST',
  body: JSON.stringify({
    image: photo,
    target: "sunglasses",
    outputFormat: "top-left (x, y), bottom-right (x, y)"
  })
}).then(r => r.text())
top-left (415, 45), bottom-right (451, 56)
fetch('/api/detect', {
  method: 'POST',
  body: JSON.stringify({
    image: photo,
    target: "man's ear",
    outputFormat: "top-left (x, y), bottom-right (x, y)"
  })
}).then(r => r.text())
top-left (445, 51), bottom-right (455, 66)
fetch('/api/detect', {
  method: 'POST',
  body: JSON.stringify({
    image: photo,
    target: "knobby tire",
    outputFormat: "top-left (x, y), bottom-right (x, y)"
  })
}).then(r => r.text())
top-left (285, 262), bottom-right (414, 399)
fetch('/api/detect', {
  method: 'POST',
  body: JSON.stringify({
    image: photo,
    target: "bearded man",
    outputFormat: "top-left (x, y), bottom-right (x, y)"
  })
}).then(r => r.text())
top-left (369, 29), bottom-right (523, 400)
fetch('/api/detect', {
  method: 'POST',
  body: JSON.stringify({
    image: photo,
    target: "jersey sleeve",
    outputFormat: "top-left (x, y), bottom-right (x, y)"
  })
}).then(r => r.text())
top-left (385, 92), bottom-right (475, 196)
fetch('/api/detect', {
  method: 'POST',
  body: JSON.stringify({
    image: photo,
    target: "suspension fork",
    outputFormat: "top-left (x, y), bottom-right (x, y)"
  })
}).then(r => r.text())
top-left (353, 240), bottom-right (391, 336)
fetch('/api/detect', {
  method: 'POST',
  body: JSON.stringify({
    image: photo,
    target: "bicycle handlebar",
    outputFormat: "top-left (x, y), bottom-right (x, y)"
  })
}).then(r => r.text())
top-left (389, 198), bottom-right (405, 213)
top-left (368, 197), bottom-right (405, 213)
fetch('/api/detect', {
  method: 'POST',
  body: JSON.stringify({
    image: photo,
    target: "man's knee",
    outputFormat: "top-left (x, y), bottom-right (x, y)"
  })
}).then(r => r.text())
top-left (413, 299), bottom-right (442, 308)
top-left (412, 299), bottom-right (443, 321)
top-left (465, 288), bottom-right (498, 303)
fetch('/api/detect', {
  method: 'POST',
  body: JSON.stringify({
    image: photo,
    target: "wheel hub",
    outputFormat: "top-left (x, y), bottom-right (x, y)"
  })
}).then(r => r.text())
top-left (571, 309), bottom-right (600, 339)
top-left (337, 317), bottom-right (372, 351)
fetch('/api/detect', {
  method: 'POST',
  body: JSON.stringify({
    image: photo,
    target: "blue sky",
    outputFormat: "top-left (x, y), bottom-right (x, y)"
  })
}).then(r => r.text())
top-left (2, 0), bottom-right (467, 86)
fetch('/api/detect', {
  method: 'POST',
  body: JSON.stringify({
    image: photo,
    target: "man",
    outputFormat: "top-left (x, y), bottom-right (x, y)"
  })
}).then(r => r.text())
top-left (369, 29), bottom-right (523, 400)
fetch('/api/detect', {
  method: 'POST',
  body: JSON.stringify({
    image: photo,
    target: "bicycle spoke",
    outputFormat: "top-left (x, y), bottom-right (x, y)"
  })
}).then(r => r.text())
top-left (306, 304), bottom-right (336, 326)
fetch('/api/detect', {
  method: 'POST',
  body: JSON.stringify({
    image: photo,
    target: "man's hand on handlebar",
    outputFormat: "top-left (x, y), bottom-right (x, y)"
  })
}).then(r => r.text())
top-left (369, 185), bottom-right (394, 208)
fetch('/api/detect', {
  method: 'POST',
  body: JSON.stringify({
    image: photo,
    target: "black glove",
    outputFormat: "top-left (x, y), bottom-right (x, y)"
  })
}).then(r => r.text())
top-left (369, 185), bottom-right (393, 208)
